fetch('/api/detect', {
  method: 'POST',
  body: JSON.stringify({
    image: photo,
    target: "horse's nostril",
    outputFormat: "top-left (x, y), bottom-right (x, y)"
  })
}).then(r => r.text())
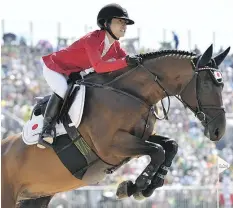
top-left (214, 128), bottom-right (219, 138)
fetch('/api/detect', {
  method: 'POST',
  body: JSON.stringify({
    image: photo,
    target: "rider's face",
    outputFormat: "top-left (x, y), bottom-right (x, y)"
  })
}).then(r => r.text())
top-left (110, 18), bottom-right (127, 39)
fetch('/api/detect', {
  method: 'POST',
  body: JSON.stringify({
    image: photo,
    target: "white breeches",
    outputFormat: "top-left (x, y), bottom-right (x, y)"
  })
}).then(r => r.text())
top-left (43, 65), bottom-right (68, 99)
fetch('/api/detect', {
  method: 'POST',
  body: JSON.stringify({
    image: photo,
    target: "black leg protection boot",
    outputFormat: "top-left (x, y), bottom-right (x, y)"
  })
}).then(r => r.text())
top-left (37, 93), bottom-right (63, 149)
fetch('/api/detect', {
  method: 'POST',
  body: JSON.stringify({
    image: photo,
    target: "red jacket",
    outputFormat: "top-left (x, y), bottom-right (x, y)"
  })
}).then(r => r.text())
top-left (42, 30), bottom-right (128, 76)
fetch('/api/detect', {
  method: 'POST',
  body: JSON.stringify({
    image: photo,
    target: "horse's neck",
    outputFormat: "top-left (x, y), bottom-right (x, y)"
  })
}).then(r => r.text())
top-left (155, 58), bottom-right (194, 97)
top-left (91, 57), bottom-right (194, 106)
top-left (112, 65), bottom-right (166, 105)
top-left (131, 58), bottom-right (194, 104)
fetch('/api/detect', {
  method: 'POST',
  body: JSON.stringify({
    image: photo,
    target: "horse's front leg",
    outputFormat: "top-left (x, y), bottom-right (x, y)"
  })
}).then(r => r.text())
top-left (134, 135), bottom-right (178, 199)
top-left (110, 131), bottom-right (165, 199)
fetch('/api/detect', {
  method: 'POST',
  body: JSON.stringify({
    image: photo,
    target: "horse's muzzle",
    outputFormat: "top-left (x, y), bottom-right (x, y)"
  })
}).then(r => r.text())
top-left (205, 111), bottom-right (226, 141)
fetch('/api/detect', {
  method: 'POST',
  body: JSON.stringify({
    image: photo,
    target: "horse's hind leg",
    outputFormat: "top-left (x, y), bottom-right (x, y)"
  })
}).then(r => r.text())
top-left (16, 196), bottom-right (53, 208)
top-left (110, 131), bottom-right (165, 198)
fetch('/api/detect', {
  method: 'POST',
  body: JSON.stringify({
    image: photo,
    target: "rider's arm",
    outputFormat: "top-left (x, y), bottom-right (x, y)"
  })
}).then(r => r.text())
top-left (84, 35), bottom-right (128, 73)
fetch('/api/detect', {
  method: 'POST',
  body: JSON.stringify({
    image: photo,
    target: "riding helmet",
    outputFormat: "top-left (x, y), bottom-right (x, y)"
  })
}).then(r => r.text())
top-left (97, 3), bottom-right (134, 29)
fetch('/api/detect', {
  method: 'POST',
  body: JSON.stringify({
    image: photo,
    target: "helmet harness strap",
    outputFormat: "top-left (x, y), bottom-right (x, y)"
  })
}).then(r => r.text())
top-left (105, 19), bottom-right (119, 40)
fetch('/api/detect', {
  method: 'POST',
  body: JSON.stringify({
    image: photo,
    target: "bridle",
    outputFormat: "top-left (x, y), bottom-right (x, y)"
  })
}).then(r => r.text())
top-left (177, 66), bottom-right (225, 127)
top-left (76, 58), bottom-right (225, 127)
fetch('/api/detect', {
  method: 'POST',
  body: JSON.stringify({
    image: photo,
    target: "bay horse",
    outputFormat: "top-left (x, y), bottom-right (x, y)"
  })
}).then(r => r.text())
top-left (2, 45), bottom-right (230, 208)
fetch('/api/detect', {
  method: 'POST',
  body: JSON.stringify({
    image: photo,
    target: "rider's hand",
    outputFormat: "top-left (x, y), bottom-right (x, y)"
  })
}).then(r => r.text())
top-left (125, 55), bottom-right (142, 67)
top-left (68, 72), bottom-right (82, 83)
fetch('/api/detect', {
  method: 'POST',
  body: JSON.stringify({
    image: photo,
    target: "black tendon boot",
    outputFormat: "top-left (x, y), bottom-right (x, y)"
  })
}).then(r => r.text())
top-left (37, 93), bottom-right (63, 149)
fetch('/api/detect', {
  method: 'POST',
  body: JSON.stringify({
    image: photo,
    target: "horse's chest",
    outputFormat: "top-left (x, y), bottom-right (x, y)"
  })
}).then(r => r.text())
top-left (132, 111), bottom-right (156, 140)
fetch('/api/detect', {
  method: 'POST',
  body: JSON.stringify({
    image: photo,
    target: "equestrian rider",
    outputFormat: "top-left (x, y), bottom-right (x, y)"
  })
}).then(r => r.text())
top-left (38, 3), bottom-right (142, 148)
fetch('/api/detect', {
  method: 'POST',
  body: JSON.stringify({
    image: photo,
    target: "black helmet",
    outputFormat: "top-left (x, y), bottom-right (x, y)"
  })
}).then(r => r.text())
top-left (97, 3), bottom-right (134, 29)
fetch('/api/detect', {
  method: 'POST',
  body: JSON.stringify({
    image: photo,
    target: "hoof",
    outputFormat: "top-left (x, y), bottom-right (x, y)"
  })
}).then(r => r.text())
top-left (133, 191), bottom-right (146, 201)
top-left (142, 187), bottom-right (154, 198)
top-left (116, 180), bottom-right (133, 199)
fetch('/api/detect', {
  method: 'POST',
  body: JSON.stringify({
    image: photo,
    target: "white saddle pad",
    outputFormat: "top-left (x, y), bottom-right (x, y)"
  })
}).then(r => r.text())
top-left (22, 85), bottom-right (86, 145)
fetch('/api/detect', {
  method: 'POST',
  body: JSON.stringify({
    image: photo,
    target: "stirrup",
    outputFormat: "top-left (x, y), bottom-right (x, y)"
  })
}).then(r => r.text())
top-left (37, 134), bottom-right (54, 149)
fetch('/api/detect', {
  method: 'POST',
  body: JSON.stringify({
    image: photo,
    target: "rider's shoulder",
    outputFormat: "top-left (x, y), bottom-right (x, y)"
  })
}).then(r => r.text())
top-left (67, 30), bottom-right (105, 49)
top-left (83, 29), bottom-right (105, 41)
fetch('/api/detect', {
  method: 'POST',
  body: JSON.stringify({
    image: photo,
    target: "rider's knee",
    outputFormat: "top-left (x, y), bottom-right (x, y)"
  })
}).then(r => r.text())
top-left (165, 140), bottom-right (178, 155)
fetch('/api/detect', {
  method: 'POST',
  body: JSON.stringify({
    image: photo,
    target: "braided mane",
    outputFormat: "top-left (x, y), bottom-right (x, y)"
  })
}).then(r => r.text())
top-left (138, 50), bottom-right (196, 60)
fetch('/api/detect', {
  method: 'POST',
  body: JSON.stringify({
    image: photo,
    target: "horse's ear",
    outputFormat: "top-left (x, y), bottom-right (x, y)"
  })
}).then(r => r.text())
top-left (213, 47), bottom-right (231, 66)
top-left (197, 44), bottom-right (213, 68)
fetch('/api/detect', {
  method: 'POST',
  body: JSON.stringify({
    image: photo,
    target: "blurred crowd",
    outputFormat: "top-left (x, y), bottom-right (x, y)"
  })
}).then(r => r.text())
top-left (1, 36), bottom-right (233, 192)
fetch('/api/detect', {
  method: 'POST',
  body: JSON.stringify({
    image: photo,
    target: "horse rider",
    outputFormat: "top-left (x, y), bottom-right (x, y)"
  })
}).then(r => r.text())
top-left (38, 3), bottom-right (142, 148)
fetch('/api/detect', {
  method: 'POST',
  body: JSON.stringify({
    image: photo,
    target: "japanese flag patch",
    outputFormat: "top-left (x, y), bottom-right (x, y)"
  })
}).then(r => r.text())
top-left (210, 70), bottom-right (223, 85)
top-left (213, 71), bottom-right (222, 80)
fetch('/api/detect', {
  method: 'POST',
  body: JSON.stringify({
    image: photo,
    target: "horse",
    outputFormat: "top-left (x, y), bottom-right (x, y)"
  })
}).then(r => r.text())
top-left (2, 44), bottom-right (230, 208)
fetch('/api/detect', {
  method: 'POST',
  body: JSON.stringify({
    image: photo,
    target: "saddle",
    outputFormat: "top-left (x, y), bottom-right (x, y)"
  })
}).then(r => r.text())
top-left (23, 82), bottom-right (86, 145)
top-left (32, 83), bottom-right (81, 142)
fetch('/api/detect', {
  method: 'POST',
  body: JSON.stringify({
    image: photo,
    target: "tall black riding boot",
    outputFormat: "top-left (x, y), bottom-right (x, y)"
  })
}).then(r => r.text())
top-left (37, 93), bottom-right (63, 149)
